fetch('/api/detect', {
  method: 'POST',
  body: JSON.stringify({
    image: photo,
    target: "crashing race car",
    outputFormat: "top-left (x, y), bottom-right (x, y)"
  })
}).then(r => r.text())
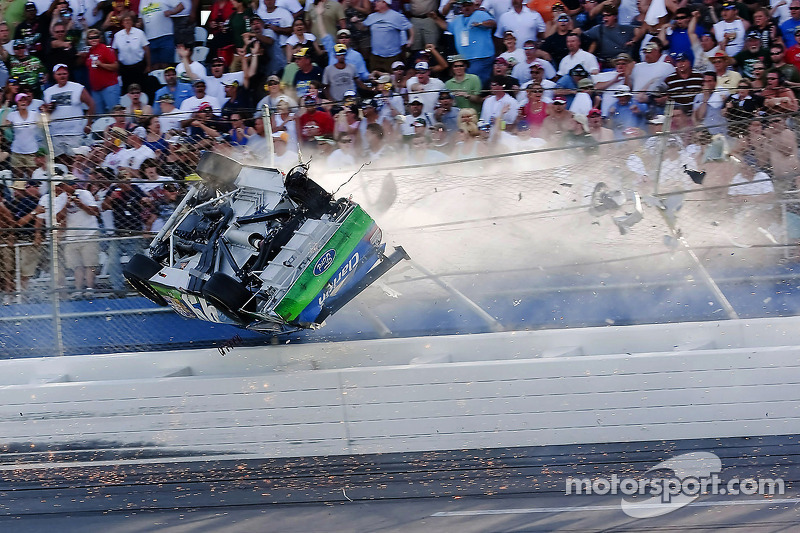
top-left (123, 152), bottom-right (409, 334)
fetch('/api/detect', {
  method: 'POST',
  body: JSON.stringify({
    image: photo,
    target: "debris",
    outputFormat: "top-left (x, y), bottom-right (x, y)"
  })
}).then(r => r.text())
top-left (683, 164), bottom-right (706, 185)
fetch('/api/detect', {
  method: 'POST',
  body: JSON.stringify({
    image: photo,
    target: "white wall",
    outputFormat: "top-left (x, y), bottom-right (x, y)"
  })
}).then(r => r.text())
top-left (2, 317), bottom-right (800, 458)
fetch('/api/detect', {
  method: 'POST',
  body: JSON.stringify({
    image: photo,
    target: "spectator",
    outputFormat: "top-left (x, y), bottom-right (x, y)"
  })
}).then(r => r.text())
top-left (257, 74), bottom-right (299, 112)
top-left (9, 42), bottom-right (45, 98)
top-left (43, 64), bottom-right (95, 159)
top-left (221, 80), bottom-right (252, 116)
top-left (202, 56), bottom-right (245, 102)
top-left (144, 181), bottom-right (181, 232)
top-left (429, 91), bottom-right (459, 131)
top-left (400, 96), bottom-right (425, 137)
top-left (735, 31), bottom-right (771, 79)
top-left (10, 179), bottom-right (43, 291)
top-left (557, 32), bottom-right (600, 78)
top-left (445, 56), bottom-right (483, 112)
top-left (750, 7), bottom-right (780, 51)
top-left (540, 94), bottom-right (573, 144)
top-left (787, 27), bottom-right (800, 69)
top-left (270, 131), bottom-right (297, 168)
top-left (124, 83), bottom-right (152, 124)
top-left (498, 31), bottom-right (525, 67)
top-left (272, 98), bottom-right (299, 150)
top-left (594, 52), bottom-right (633, 117)
top-left (519, 83), bottom-right (548, 135)
top-left (722, 79), bottom-right (761, 138)
top-left (709, 51), bottom-right (742, 90)
top-left (101, 169), bottom-right (146, 293)
top-left (226, 112), bottom-right (256, 146)
top-left (154, 66), bottom-right (193, 114)
top-left (570, 78), bottom-right (596, 115)
top-left (713, 2), bottom-right (749, 57)
top-left (406, 60), bottom-right (445, 114)
top-left (57, 179), bottom-right (100, 299)
top-left (138, 158), bottom-right (171, 193)
top-left (664, 52), bottom-right (704, 107)
top-left (165, 0), bottom-right (195, 47)
top-left (435, 0), bottom-right (494, 86)
top-left (207, 0), bottom-right (236, 61)
top-left (363, 121), bottom-right (393, 161)
top-left (762, 70), bottom-right (799, 113)
top-left (120, 128), bottom-right (157, 171)
top-left (0, 22), bottom-right (13, 63)
top-left (327, 132), bottom-right (357, 167)
top-left (692, 71), bottom-right (728, 135)
top-left (140, 0), bottom-right (175, 71)
top-left (361, 0), bottom-right (412, 73)
top-left (285, 18), bottom-right (323, 64)
top-left (3, 93), bottom-right (41, 179)
top-left (495, 0), bottom-right (545, 46)
top-left (688, 11), bottom-right (720, 74)
top-left (405, 0), bottom-right (440, 53)
top-left (15, 2), bottom-right (47, 57)
top-left (780, 0), bottom-right (800, 48)
top-left (102, 0), bottom-right (133, 35)
top-left (480, 76), bottom-right (519, 127)
top-left (111, 14), bottom-right (151, 97)
top-left (608, 85), bottom-right (647, 136)
top-left (155, 93), bottom-right (184, 134)
top-left (258, 0), bottom-right (294, 52)
top-left (46, 22), bottom-right (77, 75)
top-left (769, 43), bottom-right (800, 89)
top-left (322, 29), bottom-right (370, 81)
top-left (584, 5), bottom-right (635, 68)
top-left (304, 0), bottom-right (345, 43)
top-left (512, 40), bottom-right (556, 84)
top-left (85, 29), bottom-right (120, 115)
top-left (541, 13), bottom-right (574, 68)
top-left (180, 79), bottom-right (222, 115)
top-left (290, 47), bottom-right (324, 99)
top-left (659, 8), bottom-right (696, 64)
top-left (323, 43), bottom-right (359, 101)
top-left (630, 40), bottom-right (675, 103)
top-left (142, 115), bottom-right (170, 152)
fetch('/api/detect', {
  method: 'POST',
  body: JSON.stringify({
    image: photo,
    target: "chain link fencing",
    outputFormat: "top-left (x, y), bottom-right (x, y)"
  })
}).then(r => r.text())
top-left (1, 107), bottom-right (799, 357)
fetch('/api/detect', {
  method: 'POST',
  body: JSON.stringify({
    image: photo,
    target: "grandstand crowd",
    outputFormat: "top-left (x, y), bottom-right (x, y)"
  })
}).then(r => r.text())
top-left (1, 0), bottom-right (800, 302)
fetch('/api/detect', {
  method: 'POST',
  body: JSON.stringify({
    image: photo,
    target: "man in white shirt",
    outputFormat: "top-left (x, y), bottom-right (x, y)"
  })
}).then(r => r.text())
top-left (58, 179), bottom-right (100, 297)
top-left (155, 93), bottom-right (185, 134)
top-left (202, 56), bottom-right (245, 102)
top-left (630, 41), bottom-right (675, 102)
top-left (480, 76), bottom-right (519, 126)
top-left (405, 61), bottom-right (446, 114)
top-left (112, 14), bottom-right (151, 92)
top-left (176, 43), bottom-right (208, 80)
top-left (512, 39), bottom-right (556, 83)
top-left (494, 0), bottom-right (544, 45)
top-left (713, 2), bottom-right (749, 57)
top-left (43, 64), bottom-right (95, 158)
top-left (120, 128), bottom-right (156, 171)
top-left (557, 33), bottom-right (600, 77)
top-left (179, 79), bottom-right (222, 115)
top-left (258, 0), bottom-right (294, 47)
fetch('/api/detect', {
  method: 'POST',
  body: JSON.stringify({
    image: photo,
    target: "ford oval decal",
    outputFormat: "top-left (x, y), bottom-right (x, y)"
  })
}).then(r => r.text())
top-left (313, 249), bottom-right (336, 276)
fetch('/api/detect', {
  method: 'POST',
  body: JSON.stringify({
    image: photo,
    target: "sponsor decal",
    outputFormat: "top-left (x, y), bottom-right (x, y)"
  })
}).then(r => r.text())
top-left (313, 249), bottom-right (336, 276)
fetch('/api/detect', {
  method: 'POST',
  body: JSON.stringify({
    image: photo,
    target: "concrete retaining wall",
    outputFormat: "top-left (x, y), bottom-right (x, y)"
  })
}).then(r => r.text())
top-left (2, 317), bottom-right (799, 458)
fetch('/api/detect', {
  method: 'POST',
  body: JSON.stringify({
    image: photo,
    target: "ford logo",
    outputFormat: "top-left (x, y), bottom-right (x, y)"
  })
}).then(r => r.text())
top-left (313, 249), bottom-right (336, 276)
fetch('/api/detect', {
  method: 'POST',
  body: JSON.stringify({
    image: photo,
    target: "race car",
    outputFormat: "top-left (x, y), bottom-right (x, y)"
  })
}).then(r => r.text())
top-left (123, 152), bottom-right (408, 334)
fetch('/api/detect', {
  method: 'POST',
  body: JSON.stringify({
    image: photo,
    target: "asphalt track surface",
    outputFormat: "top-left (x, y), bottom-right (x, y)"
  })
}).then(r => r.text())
top-left (1, 435), bottom-right (797, 532)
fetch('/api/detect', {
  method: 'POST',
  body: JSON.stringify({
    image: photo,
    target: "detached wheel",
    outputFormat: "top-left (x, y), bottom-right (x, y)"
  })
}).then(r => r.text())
top-left (202, 272), bottom-right (255, 322)
top-left (123, 254), bottom-right (168, 306)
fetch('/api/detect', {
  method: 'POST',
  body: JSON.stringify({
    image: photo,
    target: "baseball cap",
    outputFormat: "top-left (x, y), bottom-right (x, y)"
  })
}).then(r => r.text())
top-left (409, 96), bottom-right (423, 105)
top-left (494, 57), bottom-right (509, 66)
top-left (334, 43), bottom-right (347, 55)
top-left (588, 108), bottom-right (602, 118)
top-left (721, 2), bottom-right (736, 9)
top-left (552, 95), bottom-right (567, 104)
top-left (415, 61), bottom-right (429, 71)
top-left (746, 30), bottom-right (761, 40)
top-left (211, 56), bottom-right (225, 64)
top-left (24, 1), bottom-right (36, 9)
top-left (294, 47), bottom-right (309, 57)
top-left (13, 40), bottom-right (26, 49)
top-left (52, 63), bottom-right (68, 73)
top-left (343, 89), bottom-right (357, 97)
top-left (578, 78), bottom-right (594, 89)
top-left (272, 131), bottom-right (289, 142)
top-left (164, 66), bottom-right (176, 72)
top-left (615, 85), bottom-right (633, 97)
top-left (614, 53), bottom-right (633, 63)
top-left (222, 79), bottom-right (239, 87)
top-left (192, 78), bottom-right (206, 86)
top-left (671, 52), bottom-right (689, 62)
top-left (337, 29), bottom-right (351, 37)
top-left (197, 102), bottom-right (213, 112)
top-left (360, 98), bottom-right (378, 108)
top-left (439, 91), bottom-right (453, 99)
top-left (391, 60), bottom-right (405, 69)
top-left (158, 93), bottom-right (175, 102)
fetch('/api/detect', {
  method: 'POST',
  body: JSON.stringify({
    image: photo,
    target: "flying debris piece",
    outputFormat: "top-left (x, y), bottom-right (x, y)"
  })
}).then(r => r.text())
top-left (661, 193), bottom-right (684, 226)
top-left (589, 182), bottom-right (644, 234)
top-left (371, 173), bottom-right (397, 214)
top-left (560, 182), bottom-right (573, 188)
top-left (683, 165), bottom-right (706, 185)
top-left (518, 192), bottom-right (522, 201)
top-left (663, 234), bottom-right (679, 248)
top-left (758, 227), bottom-right (779, 244)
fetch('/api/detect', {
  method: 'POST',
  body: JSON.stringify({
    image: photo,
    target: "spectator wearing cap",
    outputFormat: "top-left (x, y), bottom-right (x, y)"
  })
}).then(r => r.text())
top-left (120, 127), bottom-right (157, 171)
top-left (557, 32), bottom-right (600, 78)
top-left (360, 0), bottom-right (413, 74)
top-left (9, 41), bottom-right (45, 98)
top-left (272, 131), bottom-right (298, 169)
top-left (124, 83), bottom-right (152, 125)
top-left (153, 66), bottom-right (192, 114)
top-left (256, 75), bottom-right (299, 113)
top-left (480, 75), bottom-right (519, 128)
top-left (692, 71), bottom-right (728, 136)
top-left (593, 52), bottom-right (633, 117)
top-left (400, 96), bottom-right (426, 137)
top-left (290, 47), bottom-right (324, 98)
top-left (556, 63), bottom-right (588, 93)
top-left (179, 79), bottom-right (222, 115)
top-left (304, 0), bottom-right (346, 43)
top-left (163, 0), bottom-right (195, 47)
top-left (687, 11), bottom-right (720, 74)
top-left (85, 29), bottom-right (120, 115)
top-left (498, 31), bottom-right (526, 67)
top-left (713, 2), bottom-right (749, 57)
top-left (15, 2), bottom-right (46, 57)
top-left (582, 5), bottom-right (635, 68)
top-left (763, 69), bottom-right (799, 113)
top-left (323, 43), bottom-right (360, 101)
top-left (780, 0), bottom-right (800, 48)
top-left (406, 60), bottom-right (446, 114)
top-left (201, 56), bottom-right (245, 103)
top-left (3, 93), bottom-right (41, 178)
top-left (321, 28), bottom-right (370, 81)
top-left (429, 91), bottom-right (459, 131)
top-left (112, 14), bottom-right (151, 97)
top-left (511, 40), bottom-right (556, 84)
top-left (405, 0), bottom-right (441, 52)
top-left (663, 52), bottom-right (704, 107)
top-left (491, 57), bottom-right (520, 92)
top-left (734, 30), bottom-right (771, 79)
top-left (703, 50), bottom-right (739, 91)
top-left (630, 39), bottom-right (675, 103)
top-left (271, 98), bottom-right (299, 152)
top-left (140, 0), bottom-right (175, 71)
top-left (374, 76), bottom-right (405, 121)
top-left (539, 93), bottom-right (573, 143)
top-left (434, 0), bottom-right (496, 86)
top-left (657, 8), bottom-right (696, 66)
top-left (607, 84), bottom-right (647, 137)
top-left (298, 96), bottom-right (335, 140)
top-left (541, 12), bottom-right (575, 68)
top-left (221, 80), bottom-right (252, 116)
top-left (495, 0), bottom-right (545, 46)
top-left (43, 64), bottom-right (94, 158)
top-left (570, 77), bottom-right (596, 115)
top-left (327, 131), bottom-right (357, 167)
top-left (357, 98), bottom-right (393, 147)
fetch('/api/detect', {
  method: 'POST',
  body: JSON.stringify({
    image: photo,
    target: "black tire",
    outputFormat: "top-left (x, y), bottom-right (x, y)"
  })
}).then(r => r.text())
top-left (123, 254), bottom-right (168, 306)
top-left (202, 272), bottom-right (255, 322)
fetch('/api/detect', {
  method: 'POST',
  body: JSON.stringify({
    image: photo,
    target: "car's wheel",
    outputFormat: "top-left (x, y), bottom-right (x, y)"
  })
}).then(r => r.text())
top-left (202, 272), bottom-right (255, 322)
top-left (123, 254), bottom-right (168, 306)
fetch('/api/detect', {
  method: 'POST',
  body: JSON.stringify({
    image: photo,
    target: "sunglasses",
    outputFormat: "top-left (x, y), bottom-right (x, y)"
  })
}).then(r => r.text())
top-left (339, 138), bottom-right (353, 143)
top-left (452, 64), bottom-right (466, 68)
